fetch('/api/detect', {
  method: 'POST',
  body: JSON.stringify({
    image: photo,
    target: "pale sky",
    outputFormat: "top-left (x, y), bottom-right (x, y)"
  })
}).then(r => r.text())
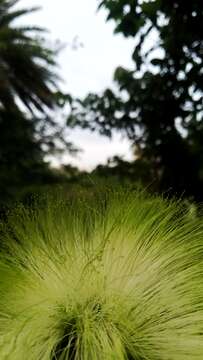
top-left (17, 0), bottom-right (136, 170)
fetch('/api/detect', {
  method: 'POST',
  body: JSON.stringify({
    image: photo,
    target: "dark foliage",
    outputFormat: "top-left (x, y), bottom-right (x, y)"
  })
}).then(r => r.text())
top-left (0, 0), bottom-right (58, 113)
top-left (68, 0), bottom-right (203, 200)
top-left (0, 0), bottom-right (77, 206)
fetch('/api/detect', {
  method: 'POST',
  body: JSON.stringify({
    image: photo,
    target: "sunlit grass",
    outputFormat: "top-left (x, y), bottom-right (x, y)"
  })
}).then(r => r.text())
top-left (0, 189), bottom-right (203, 359)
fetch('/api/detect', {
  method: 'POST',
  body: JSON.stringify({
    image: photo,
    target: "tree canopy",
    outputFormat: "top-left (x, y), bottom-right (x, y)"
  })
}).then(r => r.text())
top-left (69, 0), bottom-right (203, 200)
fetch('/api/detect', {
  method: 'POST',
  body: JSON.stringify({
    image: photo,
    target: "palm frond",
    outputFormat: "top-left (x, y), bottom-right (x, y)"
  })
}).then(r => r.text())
top-left (0, 0), bottom-right (59, 114)
top-left (0, 7), bottom-right (40, 27)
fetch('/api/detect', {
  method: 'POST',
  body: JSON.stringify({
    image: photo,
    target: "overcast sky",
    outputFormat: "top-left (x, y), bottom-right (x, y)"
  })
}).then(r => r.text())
top-left (17, 0), bottom-right (135, 170)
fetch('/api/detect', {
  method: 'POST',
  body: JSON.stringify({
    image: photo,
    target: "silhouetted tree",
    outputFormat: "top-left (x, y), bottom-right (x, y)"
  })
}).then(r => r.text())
top-left (0, 0), bottom-right (77, 206)
top-left (0, 0), bottom-right (59, 112)
top-left (69, 0), bottom-right (203, 200)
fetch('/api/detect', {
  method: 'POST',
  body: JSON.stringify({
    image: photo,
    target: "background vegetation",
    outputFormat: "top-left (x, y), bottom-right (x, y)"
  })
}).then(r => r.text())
top-left (0, 0), bottom-right (203, 208)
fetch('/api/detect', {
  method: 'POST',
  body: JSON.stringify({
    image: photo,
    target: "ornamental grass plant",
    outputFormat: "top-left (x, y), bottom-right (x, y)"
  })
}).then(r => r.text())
top-left (0, 189), bottom-right (203, 359)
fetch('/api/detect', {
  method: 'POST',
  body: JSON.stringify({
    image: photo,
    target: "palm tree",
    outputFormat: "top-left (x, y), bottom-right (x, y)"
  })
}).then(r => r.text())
top-left (0, 0), bottom-right (58, 114)
top-left (0, 1), bottom-right (78, 207)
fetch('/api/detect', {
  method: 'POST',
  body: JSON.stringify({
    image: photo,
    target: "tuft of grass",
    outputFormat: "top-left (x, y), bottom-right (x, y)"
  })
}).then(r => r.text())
top-left (0, 189), bottom-right (203, 359)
